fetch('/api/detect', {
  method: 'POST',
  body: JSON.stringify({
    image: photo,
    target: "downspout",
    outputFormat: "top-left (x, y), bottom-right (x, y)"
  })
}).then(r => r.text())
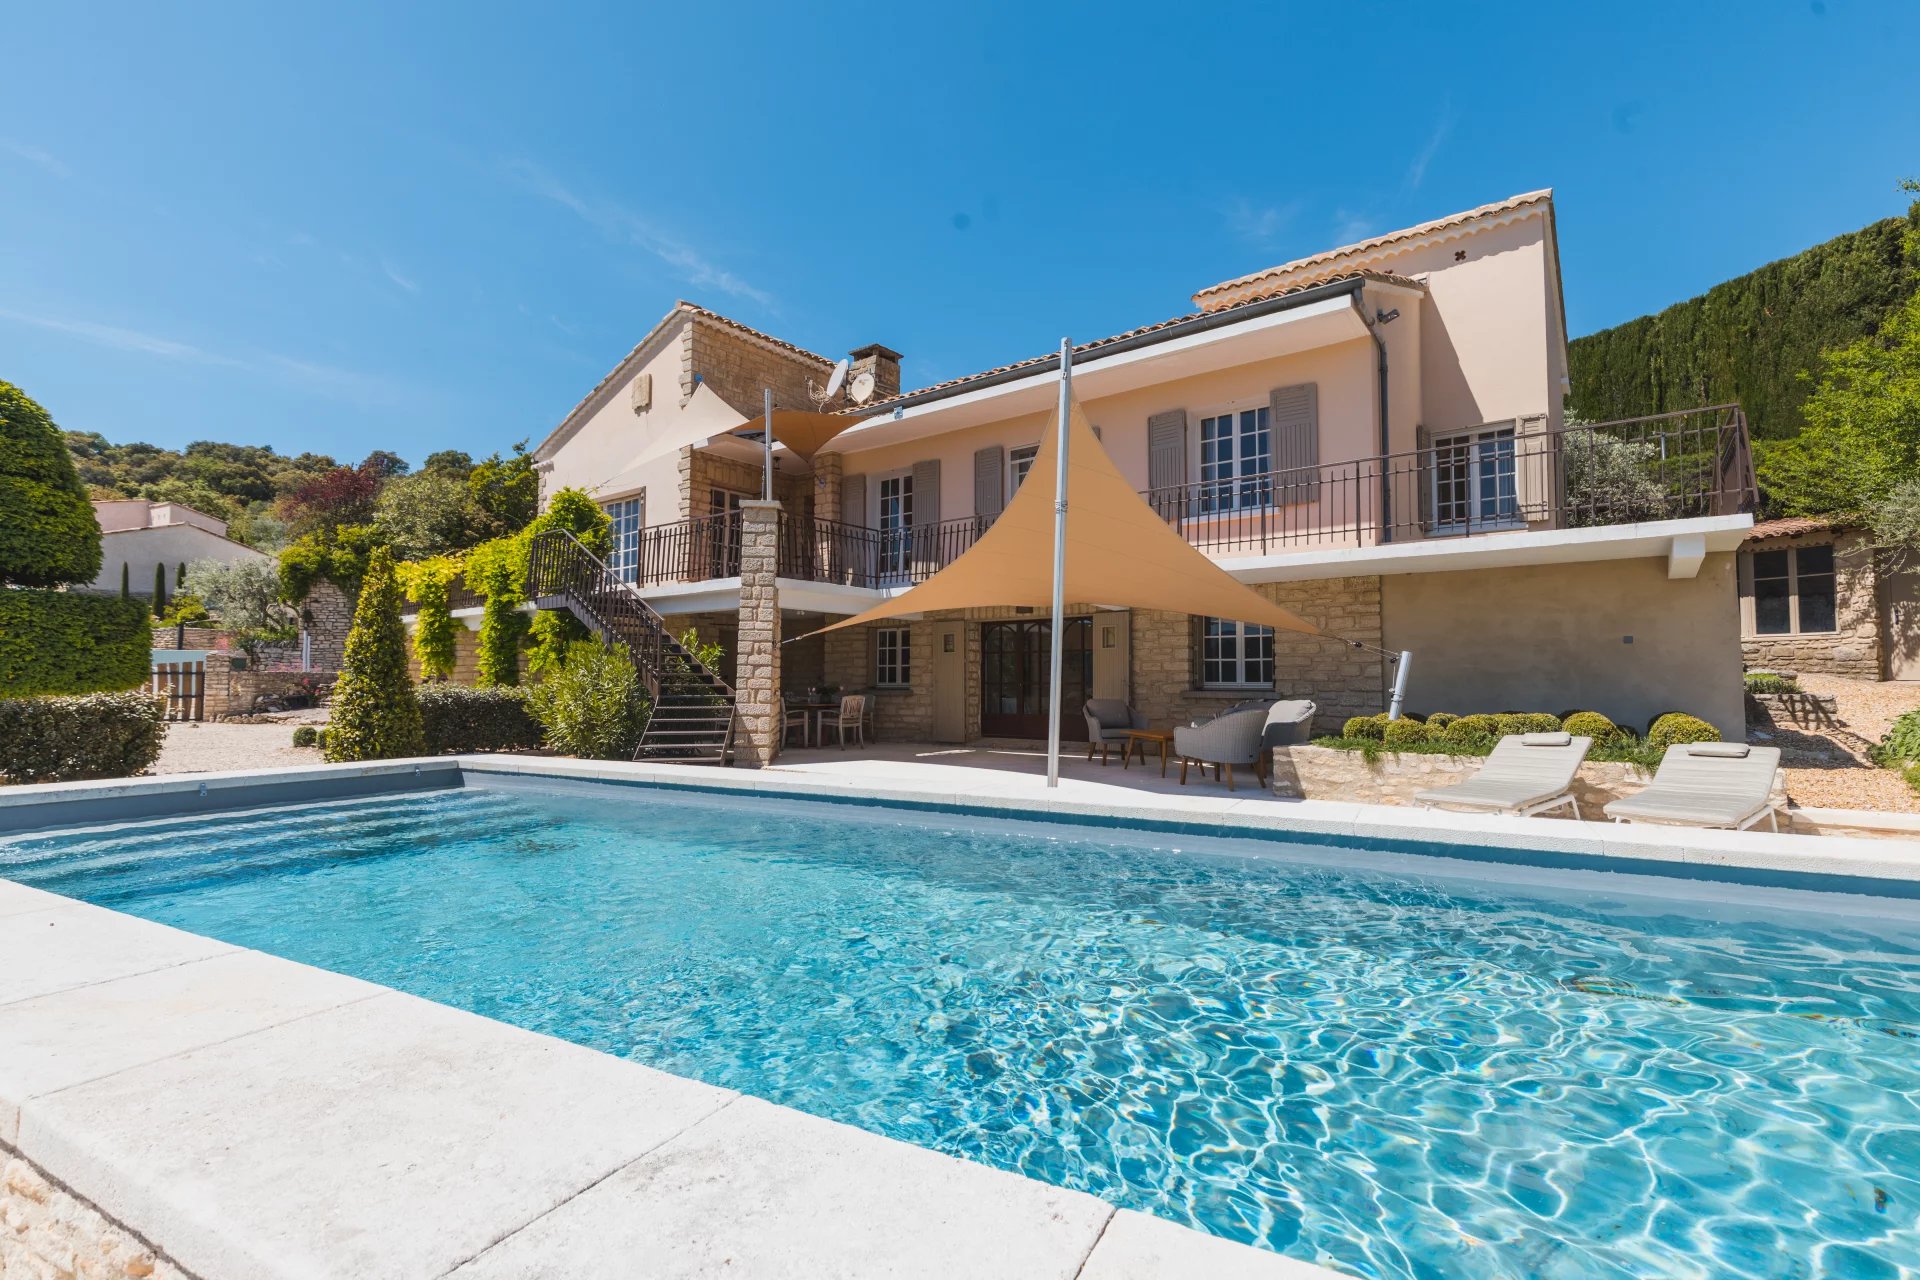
top-left (1354, 296), bottom-right (1392, 543)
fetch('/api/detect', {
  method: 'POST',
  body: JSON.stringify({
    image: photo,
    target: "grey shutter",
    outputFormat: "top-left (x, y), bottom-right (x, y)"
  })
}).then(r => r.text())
top-left (841, 473), bottom-right (867, 527)
top-left (1269, 383), bottom-right (1319, 505)
top-left (911, 459), bottom-right (941, 575)
top-left (1147, 409), bottom-right (1188, 520)
top-left (1514, 414), bottom-right (1552, 525)
top-left (973, 446), bottom-right (1005, 526)
top-left (1414, 426), bottom-right (1433, 536)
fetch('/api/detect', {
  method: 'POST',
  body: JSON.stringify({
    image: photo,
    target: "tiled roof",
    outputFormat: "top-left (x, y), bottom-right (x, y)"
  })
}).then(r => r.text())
top-left (851, 271), bottom-right (1422, 414)
top-left (1745, 515), bottom-right (1841, 540)
top-left (682, 302), bottom-right (835, 367)
top-left (1192, 190), bottom-right (1554, 312)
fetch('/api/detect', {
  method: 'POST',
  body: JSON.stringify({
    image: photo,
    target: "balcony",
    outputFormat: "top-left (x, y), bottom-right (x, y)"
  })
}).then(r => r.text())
top-left (619, 406), bottom-right (1754, 592)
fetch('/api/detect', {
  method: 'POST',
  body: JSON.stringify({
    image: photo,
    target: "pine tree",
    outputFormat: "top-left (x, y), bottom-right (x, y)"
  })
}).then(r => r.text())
top-left (324, 547), bottom-right (425, 761)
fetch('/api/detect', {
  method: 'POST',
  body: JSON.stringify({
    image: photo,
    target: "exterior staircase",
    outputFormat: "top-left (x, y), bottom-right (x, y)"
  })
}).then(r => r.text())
top-left (526, 529), bottom-right (736, 764)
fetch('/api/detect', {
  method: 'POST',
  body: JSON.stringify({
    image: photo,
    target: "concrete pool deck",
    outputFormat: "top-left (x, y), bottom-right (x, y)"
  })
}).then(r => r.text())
top-left (3, 754), bottom-right (1920, 1277)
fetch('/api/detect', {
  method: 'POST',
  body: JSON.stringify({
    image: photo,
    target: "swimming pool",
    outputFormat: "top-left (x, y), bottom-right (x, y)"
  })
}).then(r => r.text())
top-left (5, 776), bottom-right (1917, 1279)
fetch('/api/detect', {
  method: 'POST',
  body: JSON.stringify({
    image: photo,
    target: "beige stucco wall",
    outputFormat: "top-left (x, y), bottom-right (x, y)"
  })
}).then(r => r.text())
top-left (1738, 528), bottom-right (1881, 679)
top-left (1381, 553), bottom-right (1745, 739)
top-left (87, 524), bottom-right (269, 595)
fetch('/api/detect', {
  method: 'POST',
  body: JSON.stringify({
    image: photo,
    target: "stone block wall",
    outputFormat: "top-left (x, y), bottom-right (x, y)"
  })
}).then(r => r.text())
top-left (683, 314), bottom-right (828, 416)
top-left (3, 1148), bottom-right (191, 1280)
top-left (297, 581), bottom-right (355, 674)
top-left (734, 502), bottom-right (781, 765)
top-left (679, 448), bottom-right (813, 526)
top-left (409, 628), bottom-right (485, 687)
top-left (1740, 528), bottom-right (1881, 678)
top-left (821, 618), bottom-right (937, 741)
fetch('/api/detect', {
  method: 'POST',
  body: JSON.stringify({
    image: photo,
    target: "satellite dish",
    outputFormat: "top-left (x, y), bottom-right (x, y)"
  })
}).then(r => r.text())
top-left (823, 358), bottom-right (849, 400)
top-left (848, 370), bottom-right (876, 403)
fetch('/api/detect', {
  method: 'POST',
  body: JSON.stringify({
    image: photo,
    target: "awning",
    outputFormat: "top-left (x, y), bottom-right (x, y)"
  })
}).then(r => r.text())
top-left (729, 408), bottom-right (870, 464)
top-left (812, 397), bottom-right (1320, 637)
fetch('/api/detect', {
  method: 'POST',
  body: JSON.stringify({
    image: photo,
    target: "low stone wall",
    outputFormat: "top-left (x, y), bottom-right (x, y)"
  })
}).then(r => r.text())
top-left (3, 1148), bottom-right (192, 1280)
top-left (1270, 743), bottom-right (1790, 818)
top-left (1746, 691), bottom-right (1840, 730)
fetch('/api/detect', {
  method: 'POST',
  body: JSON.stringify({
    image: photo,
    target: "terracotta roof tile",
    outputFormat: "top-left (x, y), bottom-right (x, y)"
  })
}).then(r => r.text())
top-left (1192, 190), bottom-right (1554, 311)
top-left (1745, 515), bottom-right (1840, 540)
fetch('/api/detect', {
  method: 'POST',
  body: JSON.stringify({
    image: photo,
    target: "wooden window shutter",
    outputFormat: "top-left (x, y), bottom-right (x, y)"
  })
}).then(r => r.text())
top-left (911, 459), bottom-right (941, 574)
top-left (1269, 383), bottom-right (1319, 505)
top-left (1148, 410), bottom-right (1188, 515)
top-left (973, 446), bottom-right (1005, 525)
top-left (1514, 414), bottom-right (1553, 524)
top-left (1414, 426), bottom-right (1433, 534)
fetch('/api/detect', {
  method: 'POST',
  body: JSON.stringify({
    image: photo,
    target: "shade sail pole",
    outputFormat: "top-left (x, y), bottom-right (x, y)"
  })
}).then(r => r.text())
top-left (762, 387), bottom-right (774, 501)
top-left (1046, 338), bottom-right (1072, 788)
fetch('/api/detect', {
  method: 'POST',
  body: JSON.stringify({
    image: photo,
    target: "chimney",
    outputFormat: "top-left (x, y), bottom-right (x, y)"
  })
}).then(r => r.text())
top-left (848, 344), bottom-right (903, 401)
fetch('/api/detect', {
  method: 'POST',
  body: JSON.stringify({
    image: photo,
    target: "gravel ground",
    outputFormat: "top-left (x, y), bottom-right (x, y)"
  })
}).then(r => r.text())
top-left (1751, 675), bottom-right (1920, 814)
top-left (153, 710), bottom-right (327, 775)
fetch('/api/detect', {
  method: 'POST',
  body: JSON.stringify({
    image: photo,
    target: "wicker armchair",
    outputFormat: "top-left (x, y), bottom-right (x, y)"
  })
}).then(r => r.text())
top-left (1174, 700), bottom-right (1277, 791)
top-left (1082, 698), bottom-right (1146, 765)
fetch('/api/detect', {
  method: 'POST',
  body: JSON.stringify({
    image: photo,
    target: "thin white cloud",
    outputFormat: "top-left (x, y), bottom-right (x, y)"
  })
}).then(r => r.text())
top-left (1, 139), bottom-right (69, 179)
top-left (381, 259), bottom-right (420, 294)
top-left (1223, 197), bottom-right (1304, 247)
top-left (0, 308), bottom-right (238, 364)
top-left (1404, 107), bottom-right (1453, 191)
top-left (1330, 210), bottom-right (1377, 245)
top-left (503, 157), bottom-right (773, 307)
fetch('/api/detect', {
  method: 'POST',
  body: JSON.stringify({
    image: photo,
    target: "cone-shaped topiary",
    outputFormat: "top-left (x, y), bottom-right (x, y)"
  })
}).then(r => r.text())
top-left (324, 547), bottom-right (425, 762)
top-left (0, 380), bottom-right (102, 587)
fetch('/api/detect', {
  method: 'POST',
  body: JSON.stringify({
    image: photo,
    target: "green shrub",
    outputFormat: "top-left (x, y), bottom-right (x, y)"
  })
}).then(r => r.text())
top-left (1646, 712), bottom-right (1721, 750)
top-left (528, 638), bottom-right (649, 759)
top-left (1561, 711), bottom-right (1622, 745)
top-left (0, 380), bottom-right (102, 588)
top-left (1442, 714), bottom-right (1501, 747)
top-left (1424, 712), bottom-right (1457, 729)
top-left (1492, 712), bottom-right (1563, 736)
top-left (0, 592), bottom-right (151, 696)
top-left (1877, 710), bottom-right (1920, 767)
top-left (1381, 718), bottom-right (1430, 747)
top-left (1744, 670), bottom-right (1802, 694)
top-left (397, 555), bottom-right (462, 680)
top-left (291, 725), bottom-right (320, 748)
top-left (0, 692), bottom-right (165, 783)
top-left (1341, 714), bottom-right (1390, 741)
top-left (464, 536), bottom-right (528, 687)
top-left (324, 548), bottom-right (425, 762)
top-left (1904, 761), bottom-right (1920, 799)
top-left (418, 685), bottom-right (541, 754)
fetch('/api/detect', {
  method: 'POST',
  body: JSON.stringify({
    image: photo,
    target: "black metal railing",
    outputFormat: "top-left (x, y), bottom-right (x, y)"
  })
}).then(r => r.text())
top-left (597, 407), bottom-right (1755, 588)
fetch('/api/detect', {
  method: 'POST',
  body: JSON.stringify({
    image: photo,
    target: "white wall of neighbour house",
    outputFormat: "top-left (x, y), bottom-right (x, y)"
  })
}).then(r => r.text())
top-left (88, 525), bottom-right (269, 595)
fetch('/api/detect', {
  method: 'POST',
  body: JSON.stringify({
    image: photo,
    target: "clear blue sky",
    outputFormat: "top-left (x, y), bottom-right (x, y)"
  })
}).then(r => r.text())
top-left (3, 1), bottom-right (1916, 466)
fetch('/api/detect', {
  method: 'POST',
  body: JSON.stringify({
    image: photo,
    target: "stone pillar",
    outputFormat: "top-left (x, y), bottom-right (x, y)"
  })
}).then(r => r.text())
top-left (736, 500), bottom-right (782, 766)
top-left (813, 451), bottom-right (843, 524)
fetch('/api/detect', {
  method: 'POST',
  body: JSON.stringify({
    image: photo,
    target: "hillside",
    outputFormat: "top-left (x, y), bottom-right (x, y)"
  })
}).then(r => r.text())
top-left (1568, 212), bottom-right (1919, 440)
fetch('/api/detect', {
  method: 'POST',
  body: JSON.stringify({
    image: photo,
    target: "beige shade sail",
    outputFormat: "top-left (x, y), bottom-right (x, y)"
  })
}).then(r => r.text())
top-left (811, 397), bottom-right (1320, 638)
top-left (730, 408), bottom-right (872, 464)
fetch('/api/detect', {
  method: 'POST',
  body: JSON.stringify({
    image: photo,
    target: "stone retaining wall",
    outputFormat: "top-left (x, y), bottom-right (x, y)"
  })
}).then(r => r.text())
top-left (3, 1148), bottom-right (192, 1280)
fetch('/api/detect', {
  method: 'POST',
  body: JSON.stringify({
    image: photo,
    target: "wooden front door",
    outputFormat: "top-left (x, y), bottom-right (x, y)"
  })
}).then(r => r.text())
top-left (1886, 566), bottom-right (1920, 681)
top-left (980, 619), bottom-right (1091, 740)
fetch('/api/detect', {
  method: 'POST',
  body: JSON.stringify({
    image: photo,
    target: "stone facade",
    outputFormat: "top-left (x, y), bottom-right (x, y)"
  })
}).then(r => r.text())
top-left (2, 1148), bottom-right (192, 1280)
top-left (679, 448), bottom-right (813, 527)
top-left (734, 502), bottom-right (782, 765)
top-left (1740, 527), bottom-right (1881, 678)
top-left (297, 581), bottom-right (355, 674)
top-left (683, 313), bottom-right (829, 416)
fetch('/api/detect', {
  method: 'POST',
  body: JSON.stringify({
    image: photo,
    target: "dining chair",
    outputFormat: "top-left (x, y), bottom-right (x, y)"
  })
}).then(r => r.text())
top-left (818, 694), bottom-right (867, 749)
top-left (782, 694), bottom-right (812, 747)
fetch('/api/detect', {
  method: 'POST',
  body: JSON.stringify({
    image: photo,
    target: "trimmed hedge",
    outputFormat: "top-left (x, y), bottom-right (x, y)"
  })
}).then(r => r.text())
top-left (417, 685), bottom-right (541, 754)
top-left (0, 692), bottom-right (165, 783)
top-left (1381, 719), bottom-right (1429, 747)
top-left (0, 591), bottom-right (152, 696)
top-left (1561, 711), bottom-right (1625, 745)
top-left (0, 380), bottom-right (102, 588)
top-left (291, 725), bottom-right (320, 748)
top-left (1341, 714), bottom-right (1390, 741)
top-left (1646, 712), bottom-right (1721, 750)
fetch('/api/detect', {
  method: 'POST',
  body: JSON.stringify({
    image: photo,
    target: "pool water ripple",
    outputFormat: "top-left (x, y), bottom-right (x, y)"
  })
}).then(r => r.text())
top-left (5, 783), bottom-right (1920, 1279)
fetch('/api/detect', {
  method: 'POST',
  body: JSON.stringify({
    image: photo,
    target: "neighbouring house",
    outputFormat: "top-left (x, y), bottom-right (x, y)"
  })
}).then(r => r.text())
top-left (1738, 516), bottom-right (1920, 681)
top-left (523, 189), bottom-right (1759, 758)
top-left (85, 499), bottom-right (269, 598)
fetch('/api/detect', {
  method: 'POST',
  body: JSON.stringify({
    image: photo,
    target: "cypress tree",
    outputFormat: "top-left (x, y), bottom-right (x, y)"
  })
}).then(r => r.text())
top-left (152, 563), bottom-right (167, 617)
top-left (324, 547), bottom-right (425, 761)
top-left (176, 561), bottom-right (186, 587)
top-left (120, 563), bottom-right (130, 600)
top-left (0, 380), bottom-right (103, 587)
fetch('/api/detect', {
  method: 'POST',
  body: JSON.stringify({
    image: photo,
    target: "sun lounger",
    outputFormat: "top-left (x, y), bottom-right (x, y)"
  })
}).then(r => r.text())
top-left (1415, 732), bottom-right (1592, 818)
top-left (1603, 742), bottom-right (1783, 831)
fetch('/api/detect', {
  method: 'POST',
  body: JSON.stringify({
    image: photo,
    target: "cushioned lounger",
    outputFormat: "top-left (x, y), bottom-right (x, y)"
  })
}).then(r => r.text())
top-left (1415, 733), bottom-right (1593, 819)
top-left (1603, 742), bottom-right (1783, 831)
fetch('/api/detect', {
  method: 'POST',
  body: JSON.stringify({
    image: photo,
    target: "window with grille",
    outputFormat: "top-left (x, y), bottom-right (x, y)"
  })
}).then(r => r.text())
top-left (1748, 545), bottom-right (1836, 635)
top-left (874, 627), bottom-right (911, 687)
top-left (1199, 618), bottom-right (1274, 688)
top-left (1199, 408), bottom-right (1272, 512)
top-left (604, 497), bottom-right (643, 583)
top-left (1430, 427), bottom-right (1518, 531)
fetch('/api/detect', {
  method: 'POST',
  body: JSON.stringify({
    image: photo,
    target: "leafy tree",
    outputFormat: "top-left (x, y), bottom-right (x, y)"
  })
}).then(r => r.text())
top-left (278, 523), bottom-right (384, 601)
top-left (278, 460), bottom-right (385, 533)
top-left (520, 488), bottom-right (613, 674)
top-left (1868, 477), bottom-right (1920, 569)
top-left (469, 440), bottom-right (538, 535)
top-left (1, 380), bottom-right (103, 587)
top-left (397, 555), bottom-right (462, 680)
top-left (374, 469), bottom-right (492, 559)
top-left (465, 536), bottom-right (528, 687)
top-left (185, 558), bottom-right (298, 658)
top-left (363, 449), bottom-right (410, 478)
top-left (64, 431), bottom-right (339, 549)
top-left (527, 638), bottom-right (648, 759)
top-left (324, 547), bottom-right (425, 762)
top-left (423, 449), bottom-right (474, 476)
top-left (160, 593), bottom-right (211, 626)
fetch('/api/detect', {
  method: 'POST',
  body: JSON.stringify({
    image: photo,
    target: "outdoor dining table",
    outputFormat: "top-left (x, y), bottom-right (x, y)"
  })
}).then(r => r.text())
top-left (786, 701), bottom-right (840, 747)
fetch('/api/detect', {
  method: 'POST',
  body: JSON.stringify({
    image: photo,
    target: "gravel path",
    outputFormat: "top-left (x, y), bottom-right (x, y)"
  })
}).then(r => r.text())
top-left (1752, 675), bottom-right (1920, 814)
top-left (154, 712), bottom-right (326, 775)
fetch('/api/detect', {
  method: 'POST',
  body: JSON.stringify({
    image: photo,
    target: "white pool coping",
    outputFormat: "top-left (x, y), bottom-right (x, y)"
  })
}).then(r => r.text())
top-left (3, 755), bottom-right (1919, 1279)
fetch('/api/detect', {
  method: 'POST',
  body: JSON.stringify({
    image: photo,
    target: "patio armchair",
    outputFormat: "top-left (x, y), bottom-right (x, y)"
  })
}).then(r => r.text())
top-left (1082, 698), bottom-right (1147, 765)
top-left (1603, 742), bottom-right (1783, 830)
top-left (1416, 732), bottom-right (1593, 818)
top-left (1260, 700), bottom-right (1317, 751)
top-left (817, 694), bottom-right (868, 750)
top-left (1174, 700), bottom-right (1277, 791)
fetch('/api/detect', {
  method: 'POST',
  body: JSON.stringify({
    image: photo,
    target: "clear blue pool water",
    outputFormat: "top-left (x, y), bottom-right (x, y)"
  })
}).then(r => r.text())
top-left (6, 779), bottom-right (1920, 1279)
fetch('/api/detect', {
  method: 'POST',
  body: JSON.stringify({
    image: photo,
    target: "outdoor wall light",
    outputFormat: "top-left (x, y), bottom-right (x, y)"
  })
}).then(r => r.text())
top-left (1375, 308), bottom-right (1400, 325)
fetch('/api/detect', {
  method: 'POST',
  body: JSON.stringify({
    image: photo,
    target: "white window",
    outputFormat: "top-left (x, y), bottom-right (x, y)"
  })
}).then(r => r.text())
top-left (1199, 408), bottom-right (1272, 512)
top-left (1431, 426), bottom-right (1518, 532)
top-left (1009, 444), bottom-right (1039, 495)
top-left (1746, 545), bottom-right (1836, 636)
top-left (1199, 618), bottom-right (1274, 689)
top-left (874, 627), bottom-right (911, 687)
top-left (604, 496), bottom-right (643, 583)
top-left (876, 473), bottom-right (913, 579)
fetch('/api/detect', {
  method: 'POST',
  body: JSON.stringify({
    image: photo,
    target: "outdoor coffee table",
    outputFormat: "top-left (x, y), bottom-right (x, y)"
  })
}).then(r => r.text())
top-left (1122, 729), bottom-right (1175, 776)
